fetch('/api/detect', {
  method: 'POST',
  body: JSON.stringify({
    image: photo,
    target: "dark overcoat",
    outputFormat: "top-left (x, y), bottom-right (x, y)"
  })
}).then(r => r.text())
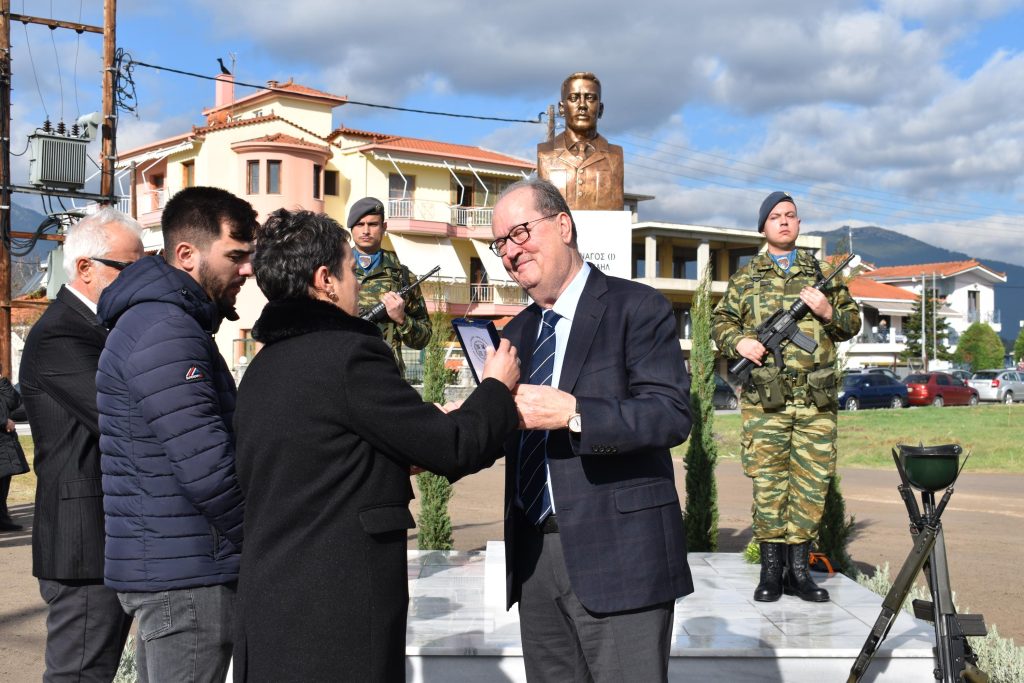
top-left (21, 286), bottom-right (109, 579)
top-left (232, 298), bottom-right (517, 683)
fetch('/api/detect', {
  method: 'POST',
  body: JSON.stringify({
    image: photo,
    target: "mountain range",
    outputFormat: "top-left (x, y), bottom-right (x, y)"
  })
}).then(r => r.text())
top-left (809, 227), bottom-right (1022, 345)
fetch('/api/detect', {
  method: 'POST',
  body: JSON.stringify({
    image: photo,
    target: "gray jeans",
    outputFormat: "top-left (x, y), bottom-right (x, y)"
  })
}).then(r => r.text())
top-left (118, 583), bottom-right (236, 683)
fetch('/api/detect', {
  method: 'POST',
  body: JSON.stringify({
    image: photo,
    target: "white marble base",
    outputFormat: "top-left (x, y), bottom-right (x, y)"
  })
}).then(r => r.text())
top-left (406, 545), bottom-right (935, 682)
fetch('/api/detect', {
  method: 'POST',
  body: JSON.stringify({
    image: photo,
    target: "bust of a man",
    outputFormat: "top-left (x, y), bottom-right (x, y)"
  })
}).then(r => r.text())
top-left (537, 72), bottom-right (624, 211)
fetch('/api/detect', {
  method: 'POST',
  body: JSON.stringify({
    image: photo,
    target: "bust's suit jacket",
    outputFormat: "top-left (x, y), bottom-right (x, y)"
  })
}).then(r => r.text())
top-left (22, 286), bottom-right (109, 580)
top-left (501, 267), bottom-right (694, 613)
top-left (537, 132), bottom-right (624, 211)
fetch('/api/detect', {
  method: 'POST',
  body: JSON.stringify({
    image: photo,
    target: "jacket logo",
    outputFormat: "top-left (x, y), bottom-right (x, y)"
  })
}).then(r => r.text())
top-left (185, 365), bottom-right (205, 382)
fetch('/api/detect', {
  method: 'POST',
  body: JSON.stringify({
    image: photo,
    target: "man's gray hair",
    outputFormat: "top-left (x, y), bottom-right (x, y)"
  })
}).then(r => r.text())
top-left (497, 177), bottom-right (577, 244)
top-left (63, 207), bottom-right (144, 280)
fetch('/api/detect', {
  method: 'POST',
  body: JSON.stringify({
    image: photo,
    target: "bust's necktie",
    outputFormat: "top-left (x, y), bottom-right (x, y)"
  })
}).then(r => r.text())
top-left (518, 309), bottom-right (560, 525)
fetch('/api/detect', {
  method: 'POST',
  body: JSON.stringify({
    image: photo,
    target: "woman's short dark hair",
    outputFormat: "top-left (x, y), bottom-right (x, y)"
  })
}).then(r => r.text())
top-left (253, 208), bottom-right (350, 302)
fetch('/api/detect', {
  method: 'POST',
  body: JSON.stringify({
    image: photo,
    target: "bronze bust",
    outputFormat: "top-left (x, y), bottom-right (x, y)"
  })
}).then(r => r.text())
top-left (537, 72), bottom-right (624, 211)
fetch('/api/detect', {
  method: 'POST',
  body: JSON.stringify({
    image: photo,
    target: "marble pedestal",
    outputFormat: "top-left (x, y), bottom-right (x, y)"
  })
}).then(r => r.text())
top-left (405, 543), bottom-right (934, 682)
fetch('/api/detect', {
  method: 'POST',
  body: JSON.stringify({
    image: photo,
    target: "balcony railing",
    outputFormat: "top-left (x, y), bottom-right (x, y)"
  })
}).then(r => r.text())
top-left (387, 198), bottom-right (493, 227)
top-left (967, 310), bottom-right (1000, 325)
top-left (420, 277), bottom-right (528, 307)
top-left (450, 206), bottom-right (493, 227)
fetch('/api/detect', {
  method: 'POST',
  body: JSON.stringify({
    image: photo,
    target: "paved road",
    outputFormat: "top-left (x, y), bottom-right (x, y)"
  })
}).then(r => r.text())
top-left (3, 459), bottom-right (1020, 682)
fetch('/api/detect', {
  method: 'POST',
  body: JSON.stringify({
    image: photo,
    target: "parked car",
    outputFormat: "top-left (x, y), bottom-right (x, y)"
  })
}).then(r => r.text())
top-left (904, 372), bottom-right (979, 407)
top-left (713, 374), bottom-right (739, 410)
top-left (840, 373), bottom-right (908, 410)
top-left (949, 369), bottom-right (973, 383)
top-left (967, 369), bottom-right (1024, 403)
top-left (844, 366), bottom-right (902, 383)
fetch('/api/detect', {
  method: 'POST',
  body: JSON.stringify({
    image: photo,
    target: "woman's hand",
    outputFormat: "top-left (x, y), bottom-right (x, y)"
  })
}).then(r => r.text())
top-left (482, 339), bottom-right (520, 391)
top-left (4, 419), bottom-right (14, 433)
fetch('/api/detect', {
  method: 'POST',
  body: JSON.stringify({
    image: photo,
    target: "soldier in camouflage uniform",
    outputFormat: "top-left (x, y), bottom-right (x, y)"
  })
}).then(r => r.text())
top-left (347, 197), bottom-right (431, 378)
top-left (712, 192), bottom-right (860, 603)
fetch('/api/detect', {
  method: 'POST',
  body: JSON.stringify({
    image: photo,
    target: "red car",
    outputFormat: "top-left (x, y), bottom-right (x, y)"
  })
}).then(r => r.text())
top-left (903, 372), bottom-right (980, 407)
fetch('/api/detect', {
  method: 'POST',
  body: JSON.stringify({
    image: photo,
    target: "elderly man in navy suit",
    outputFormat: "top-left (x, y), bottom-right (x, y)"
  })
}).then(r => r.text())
top-left (490, 177), bottom-right (693, 681)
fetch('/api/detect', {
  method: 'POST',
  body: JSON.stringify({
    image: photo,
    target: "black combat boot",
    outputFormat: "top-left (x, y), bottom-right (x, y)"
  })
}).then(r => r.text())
top-left (784, 542), bottom-right (829, 602)
top-left (753, 542), bottom-right (784, 602)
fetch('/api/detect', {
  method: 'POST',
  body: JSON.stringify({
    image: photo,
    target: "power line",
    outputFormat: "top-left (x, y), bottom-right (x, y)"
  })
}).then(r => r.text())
top-left (19, 22), bottom-right (48, 121)
top-left (49, 0), bottom-right (64, 122)
top-left (127, 57), bottom-right (545, 125)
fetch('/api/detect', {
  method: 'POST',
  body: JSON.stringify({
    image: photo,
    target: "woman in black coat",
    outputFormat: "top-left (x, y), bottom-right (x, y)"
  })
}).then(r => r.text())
top-left (0, 377), bottom-right (25, 532)
top-left (233, 209), bottom-right (520, 682)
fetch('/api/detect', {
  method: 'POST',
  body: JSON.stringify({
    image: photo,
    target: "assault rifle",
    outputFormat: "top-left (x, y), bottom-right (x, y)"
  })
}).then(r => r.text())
top-left (847, 445), bottom-right (988, 683)
top-left (729, 252), bottom-right (859, 383)
top-left (360, 265), bottom-right (440, 323)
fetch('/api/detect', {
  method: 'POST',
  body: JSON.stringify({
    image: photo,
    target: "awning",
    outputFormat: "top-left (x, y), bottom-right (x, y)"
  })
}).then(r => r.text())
top-left (386, 234), bottom-right (466, 279)
top-left (469, 239), bottom-right (516, 284)
top-left (862, 300), bottom-right (962, 318)
top-left (864, 301), bottom-right (916, 316)
top-left (115, 139), bottom-right (196, 169)
top-left (369, 152), bottom-right (528, 179)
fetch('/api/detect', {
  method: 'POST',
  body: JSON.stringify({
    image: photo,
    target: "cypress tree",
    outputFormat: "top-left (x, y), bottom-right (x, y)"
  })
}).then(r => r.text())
top-left (684, 266), bottom-right (719, 551)
top-left (416, 309), bottom-right (454, 550)
top-left (817, 475), bottom-right (856, 575)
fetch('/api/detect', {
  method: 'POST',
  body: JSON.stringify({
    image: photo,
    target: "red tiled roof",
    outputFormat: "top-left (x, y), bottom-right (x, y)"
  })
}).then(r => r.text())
top-left (848, 276), bottom-right (918, 300)
top-left (203, 78), bottom-right (346, 115)
top-left (361, 136), bottom-right (534, 169)
top-left (865, 259), bottom-right (1006, 280)
top-left (328, 126), bottom-right (397, 143)
top-left (234, 132), bottom-right (329, 151)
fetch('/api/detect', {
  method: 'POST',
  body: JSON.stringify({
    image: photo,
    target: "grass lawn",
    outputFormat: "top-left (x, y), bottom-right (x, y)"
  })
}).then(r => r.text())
top-left (8, 404), bottom-right (1022, 506)
top-left (674, 403), bottom-right (1024, 472)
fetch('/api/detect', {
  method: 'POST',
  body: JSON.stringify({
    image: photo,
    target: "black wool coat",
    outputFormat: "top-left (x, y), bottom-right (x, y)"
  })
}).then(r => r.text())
top-left (232, 298), bottom-right (517, 683)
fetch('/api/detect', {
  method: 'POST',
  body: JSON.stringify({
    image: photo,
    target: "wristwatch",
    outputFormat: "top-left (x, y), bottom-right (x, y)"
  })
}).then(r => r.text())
top-left (567, 401), bottom-right (582, 434)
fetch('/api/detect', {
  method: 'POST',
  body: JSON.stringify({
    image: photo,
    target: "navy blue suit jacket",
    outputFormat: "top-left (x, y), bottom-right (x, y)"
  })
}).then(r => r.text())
top-left (502, 266), bottom-right (694, 613)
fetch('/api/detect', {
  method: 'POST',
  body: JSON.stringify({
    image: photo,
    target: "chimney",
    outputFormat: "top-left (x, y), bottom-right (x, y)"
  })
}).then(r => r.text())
top-left (215, 73), bottom-right (235, 109)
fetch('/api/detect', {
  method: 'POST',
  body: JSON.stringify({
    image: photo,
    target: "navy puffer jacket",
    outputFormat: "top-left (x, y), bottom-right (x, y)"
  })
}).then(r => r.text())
top-left (97, 255), bottom-right (244, 591)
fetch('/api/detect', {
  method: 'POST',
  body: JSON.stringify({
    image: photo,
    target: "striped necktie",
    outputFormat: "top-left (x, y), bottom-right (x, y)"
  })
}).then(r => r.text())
top-left (518, 309), bottom-right (560, 525)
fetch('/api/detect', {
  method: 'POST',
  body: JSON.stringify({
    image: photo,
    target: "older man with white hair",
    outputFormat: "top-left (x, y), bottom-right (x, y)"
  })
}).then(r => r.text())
top-left (21, 207), bottom-right (144, 682)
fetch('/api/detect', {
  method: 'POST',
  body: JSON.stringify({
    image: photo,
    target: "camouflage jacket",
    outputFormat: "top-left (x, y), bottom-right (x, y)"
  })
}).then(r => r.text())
top-left (357, 249), bottom-right (431, 373)
top-left (712, 249), bottom-right (860, 374)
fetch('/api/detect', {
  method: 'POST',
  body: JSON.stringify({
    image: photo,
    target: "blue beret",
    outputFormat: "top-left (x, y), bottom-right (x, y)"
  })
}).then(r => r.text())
top-left (758, 191), bottom-right (796, 233)
top-left (347, 197), bottom-right (385, 229)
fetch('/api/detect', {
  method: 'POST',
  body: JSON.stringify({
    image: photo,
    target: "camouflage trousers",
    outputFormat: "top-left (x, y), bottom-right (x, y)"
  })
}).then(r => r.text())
top-left (740, 399), bottom-right (837, 544)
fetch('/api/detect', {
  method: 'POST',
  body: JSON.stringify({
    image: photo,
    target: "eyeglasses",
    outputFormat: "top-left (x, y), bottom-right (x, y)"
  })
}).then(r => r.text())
top-left (489, 213), bottom-right (560, 256)
top-left (91, 257), bottom-right (133, 271)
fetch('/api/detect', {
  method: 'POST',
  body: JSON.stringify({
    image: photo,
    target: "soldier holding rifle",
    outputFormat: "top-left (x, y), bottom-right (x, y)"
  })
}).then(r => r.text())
top-left (348, 197), bottom-right (432, 377)
top-left (712, 191), bottom-right (860, 604)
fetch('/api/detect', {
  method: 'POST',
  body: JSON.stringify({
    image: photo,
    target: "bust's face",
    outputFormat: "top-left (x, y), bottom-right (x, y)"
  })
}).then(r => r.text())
top-left (561, 78), bottom-right (602, 136)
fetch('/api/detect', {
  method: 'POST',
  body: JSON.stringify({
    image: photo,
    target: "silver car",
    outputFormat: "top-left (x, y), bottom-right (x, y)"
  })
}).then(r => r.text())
top-left (968, 369), bottom-right (1024, 403)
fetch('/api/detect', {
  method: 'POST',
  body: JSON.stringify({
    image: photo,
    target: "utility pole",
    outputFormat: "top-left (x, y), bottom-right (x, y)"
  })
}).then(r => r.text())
top-left (100, 0), bottom-right (116, 198)
top-left (921, 273), bottom-right (928, 372)
top-left (932, 271), bottom-right (937, 365)
top-left (1, 0), bottom-right (14, 379)
top-left (0, 1), bottom-right (114, 377)
top-left (546, 104), bottom-right (556, 142)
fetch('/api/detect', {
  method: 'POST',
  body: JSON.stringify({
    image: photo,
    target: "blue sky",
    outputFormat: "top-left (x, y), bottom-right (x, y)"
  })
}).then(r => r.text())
top-left (10, 0), bottom-right (1024, 265)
